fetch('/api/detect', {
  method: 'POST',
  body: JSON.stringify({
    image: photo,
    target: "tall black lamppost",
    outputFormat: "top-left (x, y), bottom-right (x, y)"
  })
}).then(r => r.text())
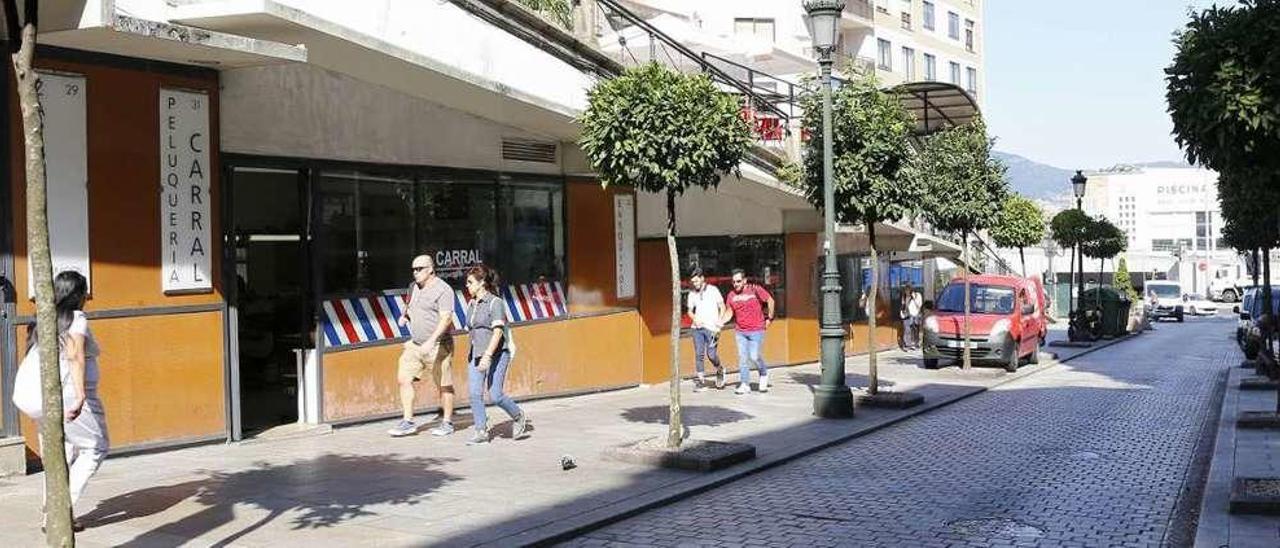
top-left (1072, 170), bottom-right (1088, 337)
top-left (804, 0), bottom-right (853, 418)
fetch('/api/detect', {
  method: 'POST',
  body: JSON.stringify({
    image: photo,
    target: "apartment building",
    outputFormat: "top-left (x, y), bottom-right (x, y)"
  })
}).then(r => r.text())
top-left (607, 0), bottom-right (985, 101)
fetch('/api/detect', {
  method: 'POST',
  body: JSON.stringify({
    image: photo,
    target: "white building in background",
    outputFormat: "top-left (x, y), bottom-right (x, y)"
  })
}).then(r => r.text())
top-left (1079, 165), bottom-right (1248, 298)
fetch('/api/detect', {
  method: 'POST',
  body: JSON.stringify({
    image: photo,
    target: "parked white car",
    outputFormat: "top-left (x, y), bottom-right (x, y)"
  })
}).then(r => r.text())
top-left (1185, 296), bottom-right (1220, 316)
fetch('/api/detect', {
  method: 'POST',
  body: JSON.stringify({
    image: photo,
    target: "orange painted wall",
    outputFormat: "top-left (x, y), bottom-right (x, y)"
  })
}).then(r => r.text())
top-left (7, 53), bottom-right (225, 451)
top-left (636, 239), bottom-right (792, 385)
top-left (21, 312), bottom-right (226, 455)
top-left (9, 56), bottom-right (223, 313)
top-left (323, 310), bottom-right (642, 421)
top-left (565, 179), bottom-right (636, 314)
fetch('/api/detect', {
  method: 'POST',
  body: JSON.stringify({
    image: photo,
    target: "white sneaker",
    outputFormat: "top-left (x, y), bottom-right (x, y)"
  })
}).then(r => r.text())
top-left (758, 375), bottom-right (770, 393)
top-left (735, 383), bottom-right (751, 395)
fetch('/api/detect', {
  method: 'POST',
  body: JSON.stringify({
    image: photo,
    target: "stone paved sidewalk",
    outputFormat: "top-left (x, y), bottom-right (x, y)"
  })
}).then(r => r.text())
top-left (1196, 357), bottom-right (1280, 548)
top-left (0, 326), bottom-right (1125, 547)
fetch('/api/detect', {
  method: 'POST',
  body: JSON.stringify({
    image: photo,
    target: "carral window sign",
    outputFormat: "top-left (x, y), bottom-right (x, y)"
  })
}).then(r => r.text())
top-left (160, 88), bottom-right (212, 293)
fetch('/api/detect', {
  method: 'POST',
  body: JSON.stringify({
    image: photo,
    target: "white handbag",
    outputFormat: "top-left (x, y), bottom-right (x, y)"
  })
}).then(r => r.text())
top-left (11, 346), bottom-right (72, 420)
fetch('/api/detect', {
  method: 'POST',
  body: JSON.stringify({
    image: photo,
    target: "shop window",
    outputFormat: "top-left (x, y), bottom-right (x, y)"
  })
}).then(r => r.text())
top-left (499, 181), bottom-right (565, 286)
top-left (677, 235), bottom-right (787, 327)
top-left (317, 172), bottom-right (416, 295)
top-left (417, 180), bottom-right (498, 288)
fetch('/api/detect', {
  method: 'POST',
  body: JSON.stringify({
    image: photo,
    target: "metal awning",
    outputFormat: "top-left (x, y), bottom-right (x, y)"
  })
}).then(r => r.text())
top-left (890, 81), bottom-right (980, 136)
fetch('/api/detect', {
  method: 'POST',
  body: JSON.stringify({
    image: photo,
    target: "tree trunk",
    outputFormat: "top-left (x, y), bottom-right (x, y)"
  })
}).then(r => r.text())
top-left (13, 13), bottom-right (76, 546)
top-left (1018, 247), bottom-right (1026, 277)
top-left (665, 189), bottom-right (683, 449)
top-left (1252, 248), bottom-right (1260, 290)
top-left (1097, 258), bottom-right (1103, 312)
top-left (962, 232), bottom-right (971, 370)
top-left (1068, 244), bottom-right (1077, 320)
top-left (1265, 248), bottom-right (1274, 360)
top-left (867, 223), bottom-right (879, 394)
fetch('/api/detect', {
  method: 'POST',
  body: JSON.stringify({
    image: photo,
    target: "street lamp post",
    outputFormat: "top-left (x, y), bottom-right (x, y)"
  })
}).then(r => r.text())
top-left (1071, 170), bottom-right (1088, 340)
top-left (805, 0), bottom-right (853, 418)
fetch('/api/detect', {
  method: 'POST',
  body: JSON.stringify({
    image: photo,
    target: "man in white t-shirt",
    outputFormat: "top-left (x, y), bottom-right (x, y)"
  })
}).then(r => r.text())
top-left (687, 268), bottom-right (726, 391)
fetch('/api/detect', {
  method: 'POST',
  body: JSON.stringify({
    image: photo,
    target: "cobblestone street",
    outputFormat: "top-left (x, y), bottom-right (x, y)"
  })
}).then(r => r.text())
top-left (564, 318), bottom-right (1234, 547)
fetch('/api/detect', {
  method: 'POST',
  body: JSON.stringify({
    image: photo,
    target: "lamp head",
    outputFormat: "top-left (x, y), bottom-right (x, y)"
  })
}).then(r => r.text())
top-left (803, 0), bottom-right (845, 54)
top-left (1071, 170), bottom-right (1088, 199)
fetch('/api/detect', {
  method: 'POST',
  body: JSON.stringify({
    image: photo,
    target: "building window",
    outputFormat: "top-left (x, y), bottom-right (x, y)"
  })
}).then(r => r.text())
top-left (965, 67), bottom-right (977, 93)
top-left (734, 18), bottom-right (776, 43)
top-left (923, 53), bottom-right (936, 81)
top-left (878, 38), bottom-right (893, 70)
top-left (949, 61), bottom-right (961, 85)
top-left (922, 1), bottom-right (935, 30)
top-left (902, 47), bottom-right (916, 80)
top-left (948, 11), bottom-right (960, 39)
top-left (678, 235), bottom-right (787, 324)
top-left (1152, 239), bottom-right (1174, 252)
top-left (901, 11), bottom-right (913, 30)
top-left (965, 19), bottom-right (975, 51)
top-left (318, 169), bottom-right (564, 297)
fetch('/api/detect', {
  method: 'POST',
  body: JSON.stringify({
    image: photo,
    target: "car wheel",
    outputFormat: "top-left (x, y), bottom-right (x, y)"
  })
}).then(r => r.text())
top-left (1029, 343), bottom-right (1040, 364)
top-left (1177, 313), bottom-right (1185, 323)
top-left (923, 358), bottom-right (939, 370)
top-left (1004, 340), bottom-right (1019, 373)
top-left (1224, 289), bottom-right (1238, 302)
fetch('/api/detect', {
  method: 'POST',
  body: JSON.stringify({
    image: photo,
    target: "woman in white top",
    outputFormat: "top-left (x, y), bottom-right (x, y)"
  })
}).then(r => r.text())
top-left (28, 271), bottom-right (107, 531)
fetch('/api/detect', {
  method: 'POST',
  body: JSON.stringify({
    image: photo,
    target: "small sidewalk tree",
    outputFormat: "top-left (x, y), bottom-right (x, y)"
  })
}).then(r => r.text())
top-left (990, 194), bottom-right (1045, 277)
top-left (3, 1), bottom-right (76, 545)
top-left (795, 72), bottom-right (919, 397)
top-left (580, 62), bottom-right (752, 448)
top-left (1050, 209), bottom-right (1092, 339)
top-left (916, 119), bottom-right (1008, 370)
top-left (1079, 218), bottom-right (1126, 318)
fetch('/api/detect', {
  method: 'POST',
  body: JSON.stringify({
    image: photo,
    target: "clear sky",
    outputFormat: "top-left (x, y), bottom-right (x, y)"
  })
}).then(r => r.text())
top-left (983, 0), bottom-right (1219, 170)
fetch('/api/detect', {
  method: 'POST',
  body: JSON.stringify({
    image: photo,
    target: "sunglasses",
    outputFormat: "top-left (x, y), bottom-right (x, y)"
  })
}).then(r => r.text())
top-left (411, 266), bottom-right (428, 272)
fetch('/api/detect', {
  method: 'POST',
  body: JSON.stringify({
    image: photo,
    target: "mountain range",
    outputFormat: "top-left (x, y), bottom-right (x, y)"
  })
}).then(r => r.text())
top-left (993, 151), bottom-right (1193, 205)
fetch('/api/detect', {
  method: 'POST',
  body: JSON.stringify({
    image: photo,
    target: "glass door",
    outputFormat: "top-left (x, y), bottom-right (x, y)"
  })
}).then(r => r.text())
top-left (226, 167), bottom-right (312, 437)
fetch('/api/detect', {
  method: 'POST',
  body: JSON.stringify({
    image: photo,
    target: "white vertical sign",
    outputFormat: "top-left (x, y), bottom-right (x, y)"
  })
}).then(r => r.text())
top-left (160, 88), bottom-right (212, 293)
top-left (27, 71), bottom-right (90, 298)
top-left (614, 193), bottom-right (636, 299)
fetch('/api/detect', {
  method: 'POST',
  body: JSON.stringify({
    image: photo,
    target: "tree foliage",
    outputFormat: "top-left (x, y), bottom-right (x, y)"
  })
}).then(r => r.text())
top-left (796, 72), bottom-right (920, 226)
top-left (516, 0), bottom-right (573, 29)
top-left (1080, 217), bottom-right (1126, 261)
top-left (1219, 169), bottom-right (1279, 253)
top-left (1114, 256), bottom-right (1139, 303)
top-left (1166, 0), bottom-right (1280, 173)
top-left (916, 118), bottom-right (1008, 236)
top-left (1049, 209), bottom-right (1092, 249)
top-left (991, 194), bottom-right (1045, 250)
top-left (580, 62), bottom-right (752, 195)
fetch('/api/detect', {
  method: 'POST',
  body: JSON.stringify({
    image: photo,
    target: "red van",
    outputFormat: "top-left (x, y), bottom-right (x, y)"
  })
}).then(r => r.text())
top-left (921, 274), bottom-right (1049, 372)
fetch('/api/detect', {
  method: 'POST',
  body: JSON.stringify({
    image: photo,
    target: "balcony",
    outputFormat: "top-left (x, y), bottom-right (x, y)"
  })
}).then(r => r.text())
top-left (843, 0), bottom-right (875, 26)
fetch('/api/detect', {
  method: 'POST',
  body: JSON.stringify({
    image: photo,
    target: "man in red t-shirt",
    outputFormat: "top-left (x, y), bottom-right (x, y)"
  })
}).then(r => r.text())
top-left (720, 269), bottom-right (775, 394)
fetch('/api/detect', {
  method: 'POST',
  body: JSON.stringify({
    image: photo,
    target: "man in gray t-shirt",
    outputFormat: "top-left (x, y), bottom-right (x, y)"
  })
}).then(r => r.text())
top-left (388, 255), bottom-right (458, 438)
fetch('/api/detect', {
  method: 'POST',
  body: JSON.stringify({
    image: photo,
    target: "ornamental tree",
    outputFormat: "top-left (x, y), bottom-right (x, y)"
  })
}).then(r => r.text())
top-left (796, 72), bottom-right (919, 394)
top-left (580, 62), bottom-right (752, 448)
top-left (1080, 217), bottom-right (1126, 311)
top-left (990, 194), bottom-right (1046, 276)
top-left (1166, 0), bottom-right (1280, 174)
top-left (3, 0), bottom-right (77, 544)
top-left (1050, 209), bottom-right (1093, 321)
top-left (916, 118), bottom-right (1008, 370)
top-left (1114, 257), bottom-right (1138, 304)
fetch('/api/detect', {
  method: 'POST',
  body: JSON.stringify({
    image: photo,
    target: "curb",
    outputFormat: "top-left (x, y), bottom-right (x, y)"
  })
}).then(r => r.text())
top-left (486, 332), bottom-right (1142, 547)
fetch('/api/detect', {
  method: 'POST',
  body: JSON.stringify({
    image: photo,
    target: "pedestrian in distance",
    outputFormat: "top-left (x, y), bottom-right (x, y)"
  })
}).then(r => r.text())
top-left (687, 268), bottom-right (726, 392)
top-left (388, 255), bottom-right (458, 437)
top-left (900, 282), bottom-right (924, 351)
top-left (463, 265), bottom-right (529, 445)
top-left (13, 271), bottom-right (106, 532)
top-left (721, 269), bottom-right (776, 395)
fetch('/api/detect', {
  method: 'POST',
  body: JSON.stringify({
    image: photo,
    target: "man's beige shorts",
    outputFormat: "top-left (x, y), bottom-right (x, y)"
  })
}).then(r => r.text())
top-left (398, 338), bottom-right (454, 387)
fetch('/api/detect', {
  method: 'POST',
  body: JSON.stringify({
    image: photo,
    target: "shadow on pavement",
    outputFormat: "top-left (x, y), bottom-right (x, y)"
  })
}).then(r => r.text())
top-left (621, 405), bottom-right (754, 428)
top-left (80, 453), bottom-right (460, 546)
top-left (787, 372), bottom-right (897, 391)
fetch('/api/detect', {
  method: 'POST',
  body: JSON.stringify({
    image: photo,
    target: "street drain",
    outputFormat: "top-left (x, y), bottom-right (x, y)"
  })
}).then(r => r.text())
top-left (948, 518), bottom-right (1045, 541)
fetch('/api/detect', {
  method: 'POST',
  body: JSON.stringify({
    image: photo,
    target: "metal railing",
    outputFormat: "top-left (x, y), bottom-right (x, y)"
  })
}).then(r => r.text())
top-left (595, 0), bottom-right (790, 125)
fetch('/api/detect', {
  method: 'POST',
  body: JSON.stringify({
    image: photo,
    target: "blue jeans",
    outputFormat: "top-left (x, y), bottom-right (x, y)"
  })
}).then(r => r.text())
top-left (692, 328), bottom-right (721, 375)
top-left (468, 351), bottom-right (522, 432)
top-left (735, 330), bottom-right (767, 384)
